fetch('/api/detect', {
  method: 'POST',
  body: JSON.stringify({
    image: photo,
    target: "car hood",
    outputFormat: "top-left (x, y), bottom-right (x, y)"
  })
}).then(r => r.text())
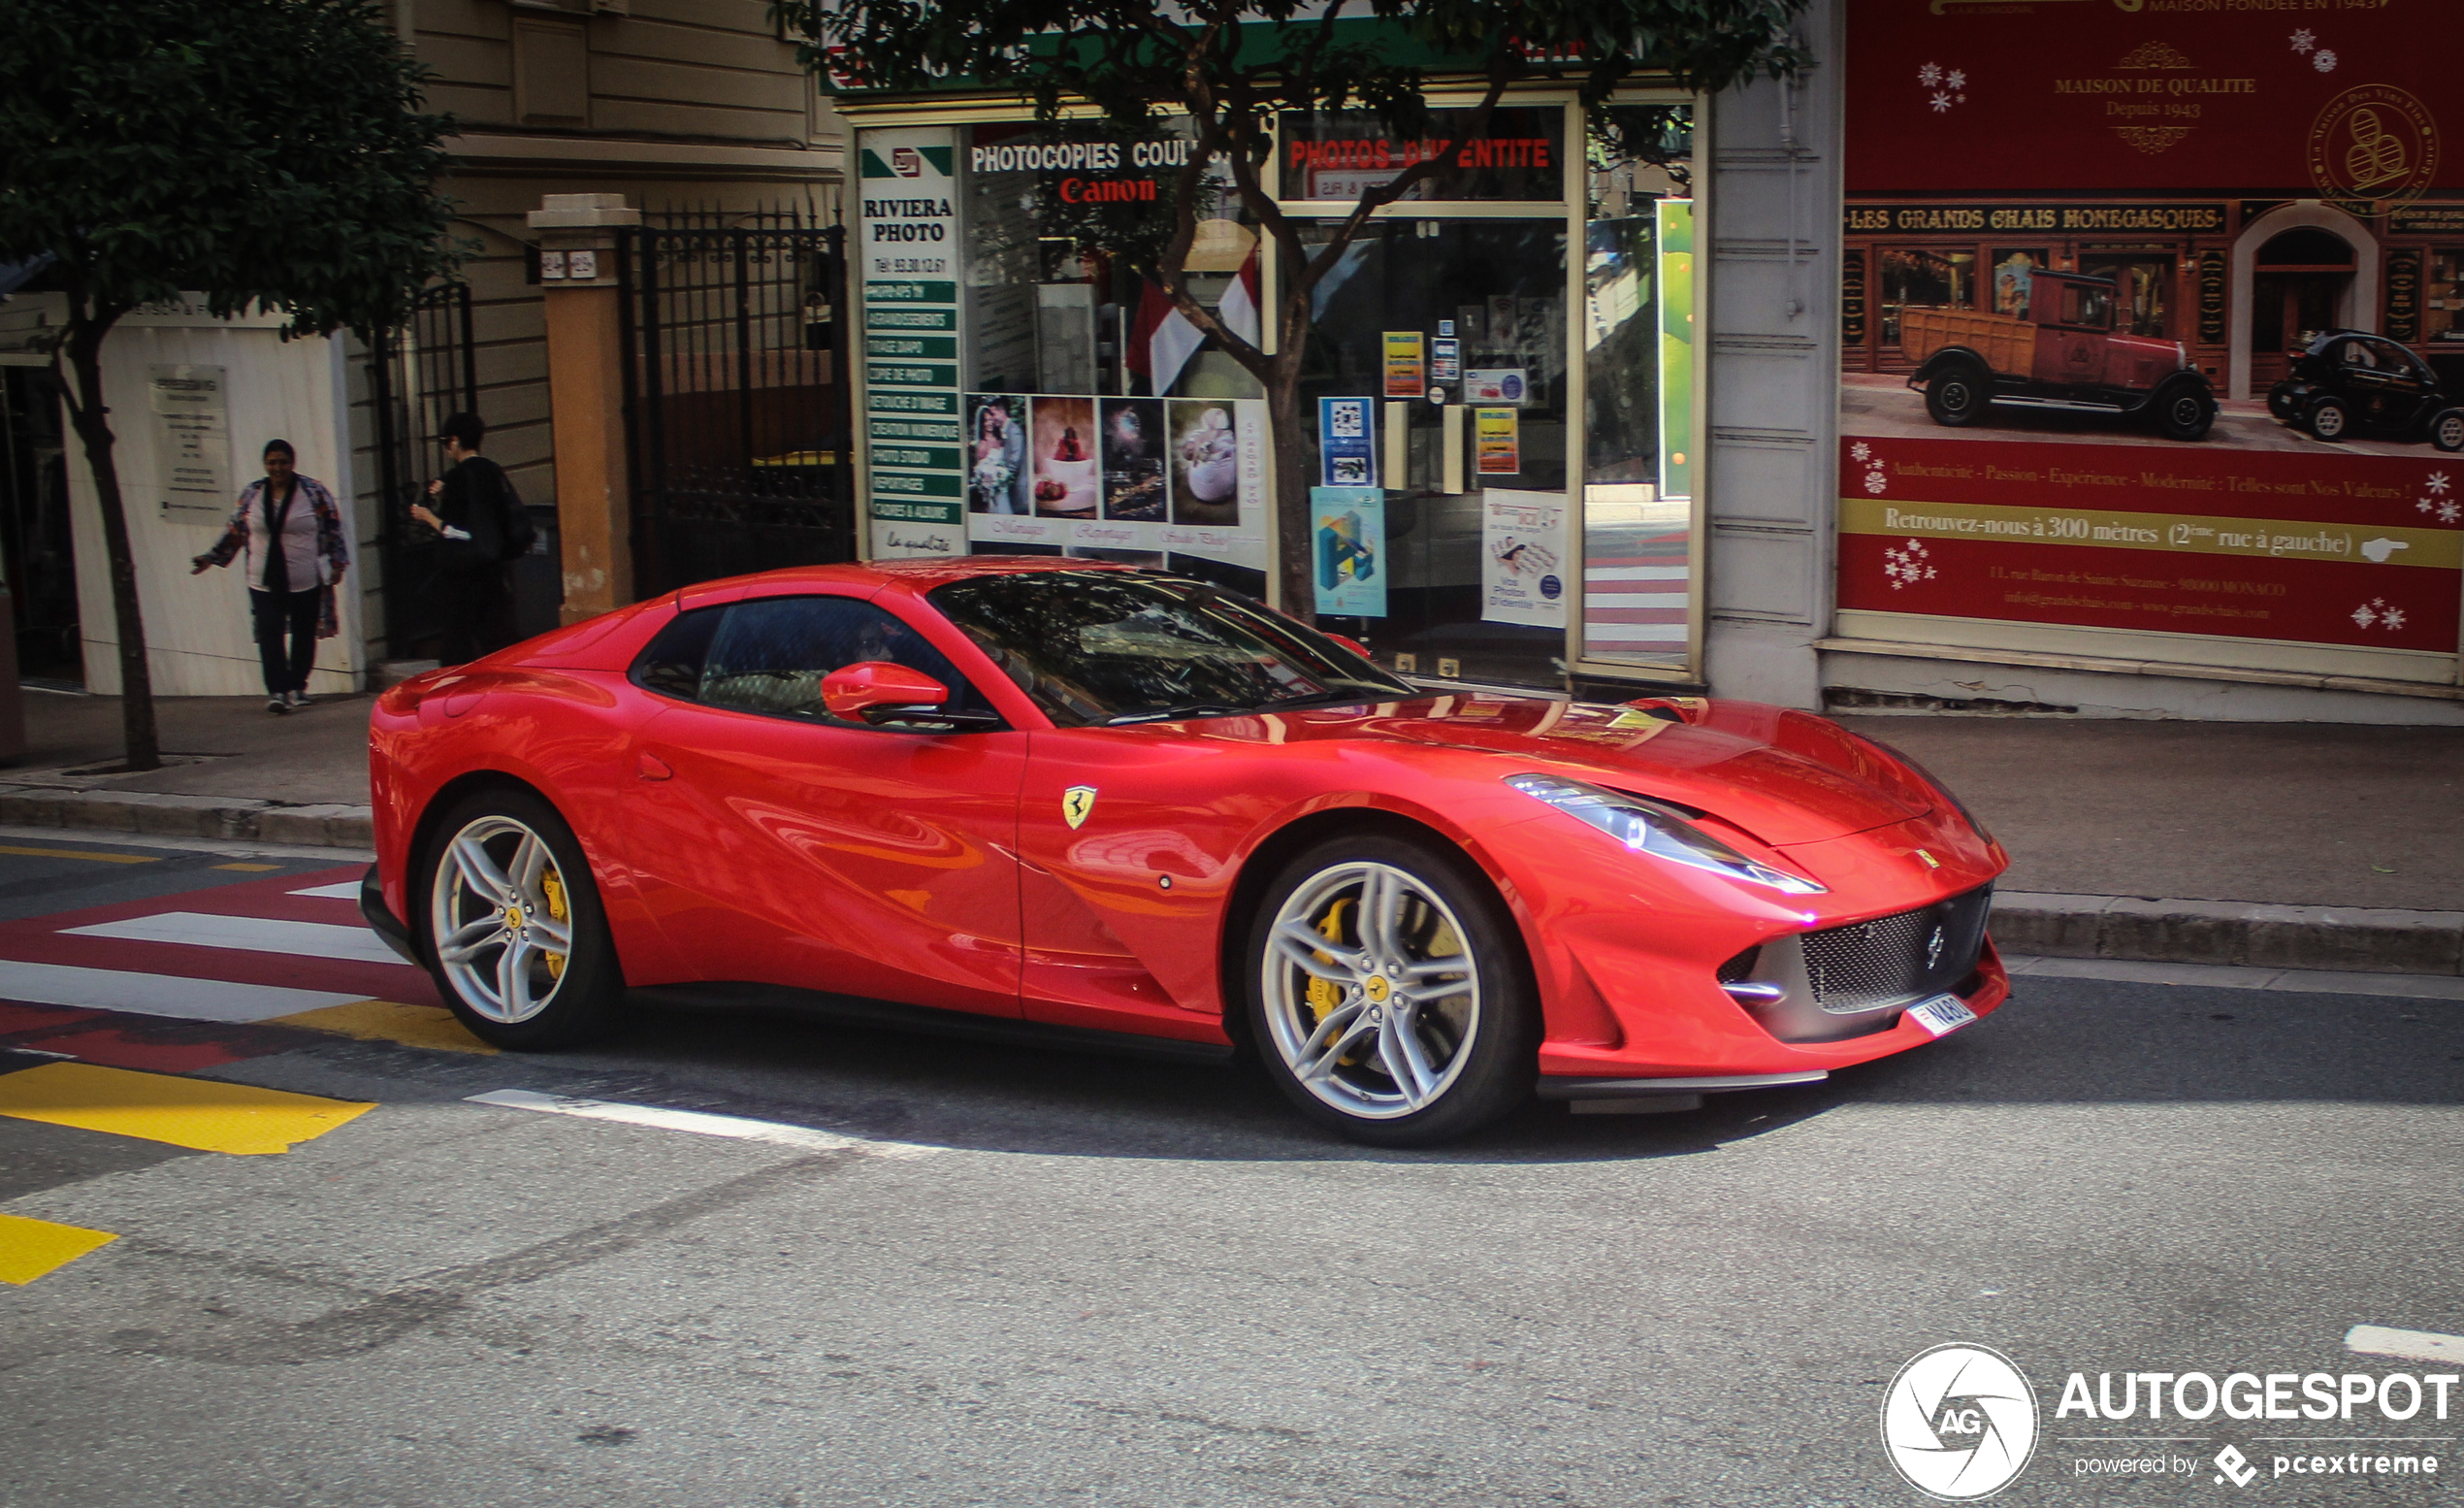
top-left (1248, 694), bottom-right (1935, 847)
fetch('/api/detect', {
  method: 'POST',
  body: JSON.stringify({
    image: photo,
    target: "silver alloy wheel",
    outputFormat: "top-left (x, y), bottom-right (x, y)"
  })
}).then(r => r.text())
top-left (429, 813), bottom-right (575, 1025)
top-left (2438, 413), bottom-right (2464, 450)
top-left (2313, 403), bottom-right (2347, 439)
top-left (1260, 861), bottom-right (1480, 1120)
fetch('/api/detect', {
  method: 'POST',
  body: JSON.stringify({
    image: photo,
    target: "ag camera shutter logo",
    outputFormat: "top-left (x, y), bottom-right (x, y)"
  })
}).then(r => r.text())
top-left (1881, 1343), bottom-right (2040, 1499)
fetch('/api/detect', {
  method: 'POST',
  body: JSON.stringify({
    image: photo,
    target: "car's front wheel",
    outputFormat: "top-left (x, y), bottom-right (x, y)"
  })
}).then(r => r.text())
top-left (1245, 833), bottom-right (1537, 1146)
top-left (2155, 383), bottom-right (2216, 442)
top-left (2429, 408), bottom-right (2464, 453)
top-left (419, 788), bottom-right (623, 1049)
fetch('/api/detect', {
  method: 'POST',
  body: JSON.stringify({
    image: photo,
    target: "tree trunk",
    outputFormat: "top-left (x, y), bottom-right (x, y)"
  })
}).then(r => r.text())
top-left (1265, 367), bottom-right (1313, 624)
top-left (61, 309), bottom-right (161, 772)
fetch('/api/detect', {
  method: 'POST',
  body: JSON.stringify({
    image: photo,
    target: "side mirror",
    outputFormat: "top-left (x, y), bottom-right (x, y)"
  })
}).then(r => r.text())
top-left (822, 661), bottom-right (952, 725)
top-left (1327, 633), bottom-right (1374, 660)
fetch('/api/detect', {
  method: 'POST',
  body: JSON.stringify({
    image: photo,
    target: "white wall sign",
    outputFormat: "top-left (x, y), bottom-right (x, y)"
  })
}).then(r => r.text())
top-left (149, 364), bottom-right (231, 514)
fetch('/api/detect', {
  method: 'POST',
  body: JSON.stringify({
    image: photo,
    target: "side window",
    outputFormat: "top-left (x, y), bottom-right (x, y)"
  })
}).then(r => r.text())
top-left (631, 606), bottom-right (723, 701)
top-left (696, 596), bottom-right (998, 727)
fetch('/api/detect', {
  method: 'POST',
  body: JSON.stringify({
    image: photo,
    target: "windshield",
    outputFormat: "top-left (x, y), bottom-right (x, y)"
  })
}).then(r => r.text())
top-left (927, 571), bottom-right (1412, 726)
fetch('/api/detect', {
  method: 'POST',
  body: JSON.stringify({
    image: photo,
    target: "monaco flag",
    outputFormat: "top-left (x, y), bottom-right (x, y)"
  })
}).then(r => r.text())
top-left (1129, 242), bottom-right (1260, 398)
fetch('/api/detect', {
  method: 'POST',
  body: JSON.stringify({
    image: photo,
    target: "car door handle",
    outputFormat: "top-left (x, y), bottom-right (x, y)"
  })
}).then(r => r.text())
top-left (636, 753), bottom-right (673, 781)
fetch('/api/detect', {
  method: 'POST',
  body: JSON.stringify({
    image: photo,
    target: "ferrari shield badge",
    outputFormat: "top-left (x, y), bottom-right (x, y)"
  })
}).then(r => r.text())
top-left (1061, 786), bottom-right (1098, 830)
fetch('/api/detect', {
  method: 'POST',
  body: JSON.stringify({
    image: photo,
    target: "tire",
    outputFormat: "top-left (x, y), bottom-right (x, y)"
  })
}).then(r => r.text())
top-left (2430, 408), bottom-right (2464, 453)
top-left (2305, 395), bottom-right (2352, 443)
top-left (417, 787), bottom-right (623, 1049)
top-left (2155, 383), bottom-right (2216, 442)
top-left (1243, 832), bottom-right (1537, 1147)
top-left (2266, 382), bottom-right (2298, 423)
top-left (1922, 363), bottom-right (1991, 428)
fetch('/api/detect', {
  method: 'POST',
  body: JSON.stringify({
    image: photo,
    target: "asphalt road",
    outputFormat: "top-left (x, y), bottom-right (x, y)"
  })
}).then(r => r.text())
top-left (2, 836), bottom-right (2459, 1507)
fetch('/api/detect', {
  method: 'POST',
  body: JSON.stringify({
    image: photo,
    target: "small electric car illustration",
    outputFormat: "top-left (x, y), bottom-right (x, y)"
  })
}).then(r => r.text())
top-left (2267, 330), bottom-right (2464, 451)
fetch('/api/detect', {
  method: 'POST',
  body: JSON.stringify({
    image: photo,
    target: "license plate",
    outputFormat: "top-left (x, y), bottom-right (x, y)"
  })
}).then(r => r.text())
top-left (1906, 993), bottom-right (1978, 1037)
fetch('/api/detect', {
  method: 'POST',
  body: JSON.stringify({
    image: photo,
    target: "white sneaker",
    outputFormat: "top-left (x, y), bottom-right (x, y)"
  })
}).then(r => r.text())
top-left (286, 690), bottom-right (311, 708)
top-left (268, 697), bottom-right (288, 714)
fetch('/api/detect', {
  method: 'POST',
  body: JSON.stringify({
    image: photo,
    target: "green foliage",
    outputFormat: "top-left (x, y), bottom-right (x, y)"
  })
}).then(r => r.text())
top-left (0, 0), bottom-right (461, 335)
top-left (782, 0), bottom-right (1809, 151)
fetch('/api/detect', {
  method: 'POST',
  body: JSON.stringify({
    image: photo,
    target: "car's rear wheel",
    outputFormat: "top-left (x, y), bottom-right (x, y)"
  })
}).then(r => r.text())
top-left (1245, 834), bottom-right (1536, 1146)
top-left (2305, 394), bottom-right (2352, 442)
top-left (1923, 364), bottom-right (1990, 427)
top-left (2430, 408), bottom-right (2464, 453)
top-left (419, 789), bottom-right (622, 1049)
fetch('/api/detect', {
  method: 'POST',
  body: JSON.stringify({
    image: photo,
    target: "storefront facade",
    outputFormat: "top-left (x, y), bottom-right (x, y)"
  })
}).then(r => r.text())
top-left (837, 83), bottom-right (1711, 693)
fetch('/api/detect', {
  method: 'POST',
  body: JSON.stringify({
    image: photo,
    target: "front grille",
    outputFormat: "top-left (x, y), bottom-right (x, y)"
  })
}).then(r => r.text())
top-left (1800, 885), bottom-right (1993, 1013)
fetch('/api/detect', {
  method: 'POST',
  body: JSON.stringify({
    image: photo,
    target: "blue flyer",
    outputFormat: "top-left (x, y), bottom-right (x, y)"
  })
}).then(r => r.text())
top-left (1317, 396), bottom-right (1378, 488)
top-left (1312, 486), bottom-right (1385, 617)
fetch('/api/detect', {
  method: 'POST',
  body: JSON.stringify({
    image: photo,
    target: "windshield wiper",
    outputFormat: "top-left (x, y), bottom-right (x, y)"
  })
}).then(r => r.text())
top-left (1260, 689), bottom-right (1387, 711)
top-left (1107, 702), bottom-right (1255, 725)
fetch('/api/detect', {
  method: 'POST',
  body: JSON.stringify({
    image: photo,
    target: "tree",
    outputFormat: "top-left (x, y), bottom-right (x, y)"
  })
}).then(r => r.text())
top-left (781, 0), bottom-right (1807, 617)
top-left (0, 0), bottom-right (459, 770)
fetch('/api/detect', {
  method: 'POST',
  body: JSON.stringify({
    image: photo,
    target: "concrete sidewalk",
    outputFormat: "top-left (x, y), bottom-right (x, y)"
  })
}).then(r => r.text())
top-left (6, 690), bottom-right (2459, 973)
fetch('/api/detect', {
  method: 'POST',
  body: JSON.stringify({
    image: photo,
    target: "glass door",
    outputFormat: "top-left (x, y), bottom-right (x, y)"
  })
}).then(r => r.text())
top-left (1300, 218), bottom-right (1572, 687)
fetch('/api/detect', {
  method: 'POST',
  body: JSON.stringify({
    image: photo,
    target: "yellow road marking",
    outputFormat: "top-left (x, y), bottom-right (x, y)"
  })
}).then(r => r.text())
top-left (0, 1211), bottom-right (117, 1285)
top-left (0, 843), bottom-right (157, 866)
top-left (265, 1000), bottom-right (496, 1056)
top-left (0, 1063), bottom-right (374, 1156)
top-left (211, 862), bottom-right (280, 872)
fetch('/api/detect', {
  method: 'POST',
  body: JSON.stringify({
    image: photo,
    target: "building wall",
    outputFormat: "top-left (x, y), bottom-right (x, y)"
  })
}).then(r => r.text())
top-left (1701, 0), bottom-right (1844, 711)
top-left (340, 0), bottom-right (845, 660)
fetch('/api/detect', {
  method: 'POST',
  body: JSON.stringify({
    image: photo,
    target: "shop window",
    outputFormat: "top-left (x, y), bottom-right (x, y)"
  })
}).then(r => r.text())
top-left (1579, 106), bottom-right (1695, 672)
top-left (1878, 248), bottom-right (1975, 346)
top-left (2078, 255), bottom-right (2173, 338)
top-left (1990, 249), bottom-right (2047, 316)
top-left (2428, 248), bottom-right (2464, 343)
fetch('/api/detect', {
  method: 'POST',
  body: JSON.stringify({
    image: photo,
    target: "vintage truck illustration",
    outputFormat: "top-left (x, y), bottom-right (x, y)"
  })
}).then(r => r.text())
top-left (1902, 271), bottom-right (2217, 442)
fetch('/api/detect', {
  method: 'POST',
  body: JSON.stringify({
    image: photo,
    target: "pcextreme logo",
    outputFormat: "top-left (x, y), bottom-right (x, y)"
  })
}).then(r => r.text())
top-left (1881, 1344), bottom-right (2041, 1500)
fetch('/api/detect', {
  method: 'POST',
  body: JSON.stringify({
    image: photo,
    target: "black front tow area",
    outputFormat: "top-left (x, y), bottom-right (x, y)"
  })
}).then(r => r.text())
top-left (359, 863), bottom-right (420, 966)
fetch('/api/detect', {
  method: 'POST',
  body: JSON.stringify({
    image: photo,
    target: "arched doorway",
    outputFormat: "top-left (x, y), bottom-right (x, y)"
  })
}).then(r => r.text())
top-left (2227, 202), bottom-right (2375, 399)
top-left (2249, 227), bottom-right (2353, 390)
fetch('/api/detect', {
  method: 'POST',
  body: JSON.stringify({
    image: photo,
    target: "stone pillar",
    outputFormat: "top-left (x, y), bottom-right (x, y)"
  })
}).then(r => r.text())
top-left (528, 192), bottom-right (642, 623)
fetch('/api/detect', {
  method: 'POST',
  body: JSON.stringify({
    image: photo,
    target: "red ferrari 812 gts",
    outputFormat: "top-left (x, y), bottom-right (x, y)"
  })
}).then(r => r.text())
top-left (362, 559), bottom-right (2009, 1145)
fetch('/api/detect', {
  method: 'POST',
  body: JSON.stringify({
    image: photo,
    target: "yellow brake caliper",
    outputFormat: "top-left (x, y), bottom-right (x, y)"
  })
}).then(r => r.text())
top-left (1305, 898), bottom-right (1368, 1065)
top-left (541, 867), bottom-right (569, 979)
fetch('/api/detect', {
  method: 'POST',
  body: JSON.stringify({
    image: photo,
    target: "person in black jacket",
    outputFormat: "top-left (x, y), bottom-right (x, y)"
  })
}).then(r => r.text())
top-left (408, 411), bottom-right (516, 665)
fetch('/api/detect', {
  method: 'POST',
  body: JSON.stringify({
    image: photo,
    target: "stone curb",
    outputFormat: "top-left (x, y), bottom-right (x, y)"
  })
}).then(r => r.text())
top-left (0, 786), bottom-right (373, 850)
top-left (1992, 891), bottom-right (2464, 977)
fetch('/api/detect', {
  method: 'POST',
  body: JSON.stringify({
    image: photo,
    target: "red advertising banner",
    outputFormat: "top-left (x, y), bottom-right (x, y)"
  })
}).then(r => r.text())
top-left (1842, 0), bottom-right (2464, 668)
top-left (1846, 1), bottom-right (2463, 197)
top-left (1838, 438), bottom-right (2463, 653)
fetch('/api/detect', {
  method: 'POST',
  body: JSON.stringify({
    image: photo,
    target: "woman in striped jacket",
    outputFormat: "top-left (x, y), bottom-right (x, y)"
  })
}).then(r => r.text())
top-left (190, 439), bottom-right (349, 712)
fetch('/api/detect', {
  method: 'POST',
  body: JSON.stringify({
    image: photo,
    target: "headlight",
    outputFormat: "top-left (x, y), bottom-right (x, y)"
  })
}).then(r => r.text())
top-left (1505, 773), bottom-right (1827, 895)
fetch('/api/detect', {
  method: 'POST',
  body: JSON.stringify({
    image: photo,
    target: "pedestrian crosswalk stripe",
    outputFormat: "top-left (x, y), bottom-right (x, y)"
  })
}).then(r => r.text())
top-left (287, 880), bottom-right (363, 900)
top-left (265, 1000), bottom-right (494, 1055)
top-left (0, 1062), bottom-right (375, 1155)
top-left (0, 1211), bottom-right (118, 1285)
top-left (468, 1088), bottom-right (938, 1160)
top-left (65, 911), bottom-right (405, 967)
top-left (0, 960), bottom-right (365, 1023)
